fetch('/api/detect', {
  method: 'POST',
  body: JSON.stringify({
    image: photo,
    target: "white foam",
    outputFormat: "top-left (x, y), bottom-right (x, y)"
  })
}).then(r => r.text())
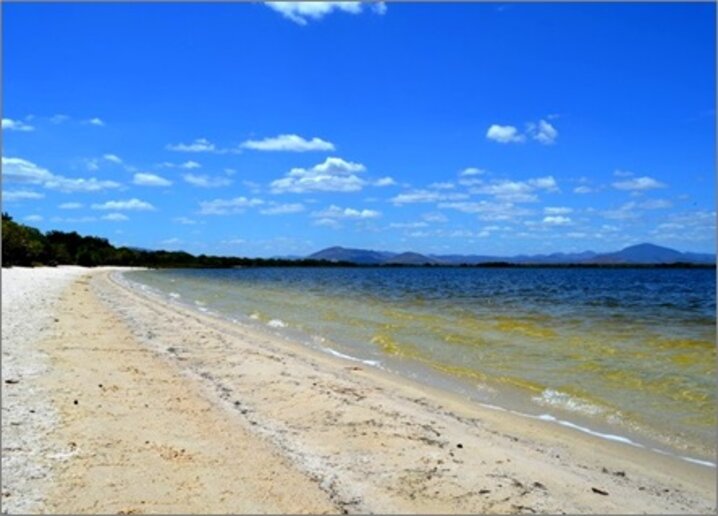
top-left (169, 292), bottom-right (181, 299)
top-left (249, 312), bottom-right (261, 320)
top-left (267, 319), bottom-right (287, 328)
top-left (322, 346), bottom-right (381, 367)
top-left (533, 388), bottom-right (606, 416)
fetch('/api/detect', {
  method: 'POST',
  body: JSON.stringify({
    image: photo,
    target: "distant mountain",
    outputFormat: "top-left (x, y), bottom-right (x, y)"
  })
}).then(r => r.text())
top-left (308, 246), bottom-right (397, 264)
top-left (307, 243), bottom-right (715, 265)
top-left (588, 243), bottom-right (715, 264)
top-left (385, 252), bottom-right (441, 265)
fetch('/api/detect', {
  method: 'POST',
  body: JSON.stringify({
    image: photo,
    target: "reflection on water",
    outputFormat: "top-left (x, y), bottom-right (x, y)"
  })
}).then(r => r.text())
top-left (126, 267), bottom-right (716, 461)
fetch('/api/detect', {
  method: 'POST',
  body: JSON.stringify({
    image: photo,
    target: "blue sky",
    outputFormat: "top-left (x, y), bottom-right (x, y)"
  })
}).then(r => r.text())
top-left (2, 2), bottom-right (715, 257)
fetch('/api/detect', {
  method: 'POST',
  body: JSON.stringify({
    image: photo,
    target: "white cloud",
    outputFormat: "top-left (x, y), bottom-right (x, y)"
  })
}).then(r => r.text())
top-left (429, 182), bottom-right (455, 190)
top-left (92, 198), bottom-right (156, 211)
top-left (102, 213), bottom-right (129, 221)
top-left (222, 238), bottom-right (246, 245)
top-left (24, 214), bottom-right (43, 222)
top-left (374, 176), bottom-right (397, 187)
top-left (612, 176), bottom-right (666, 191)
top-left (59, 202), bottom-right (83, 209)
top-left (166, 138), bottom-right (217, 152)
top-left (422, 212), bottom-right (448, 223)
top-left (544, 206), bottom-right (573, 215)
top-left (613, 169), bottom-right (634, 177)
top-left (573, 185), bottom-right (593, 194)
top-left (470, 176), bottom-right (557, 203)
top-left (199, 196), bottom-right (264, 215)
top-left (438, 200), bottom-right (531, 221)
top-left (103, 154), bottom-right (123, 164)
top-left (87, 117), bottom-right (105, 126)
top-left (160, 238), bottom-right (181, 245)
top-left (486, 124), bottom-right (525, 143)
top-left (542, 215), bottom-right (572, 225)
top-left (528, 119), bottom-right (558, 144)
top-left (639, 199), bottom-right (672, 210)
top-left (183, 173), bottom-right (233, 188)
top-left (487, 119), bottom-right (559, 145)
top-left (181, 161), bottom-right (201, 169)
top-left (241, 134), bottom-right (335, 152)
top-left (389, 222), bottom-right (429, 229)
top-left (1, 157), bottom-right (121, 193)
top-left (133, 173), bottom-right (172, 187)
top-left (260, 203), bottom-right (305, 215)
top-left (270, 156), bottom-right (367, 193)
top-left (460, 167), bottom-right (484, 177)
top-left (265, 1), bottom-right (382, 25)
top-left (391, 190), bottom-right (468, 205)
top-left (3, 190), bottom-right (45, 201)
top-left (313, 205), bottom-right (381, 220)
top-left (372, 2), bottom-right (387, 15)
top-left (313, 218), bottom-right (341, 229)
top-left (2, 118), bottom-right (35, 132)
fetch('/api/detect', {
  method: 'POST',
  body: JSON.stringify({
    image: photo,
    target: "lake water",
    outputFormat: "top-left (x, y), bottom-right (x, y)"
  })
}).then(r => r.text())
top-left (124, 267), bottom-right (716, 464)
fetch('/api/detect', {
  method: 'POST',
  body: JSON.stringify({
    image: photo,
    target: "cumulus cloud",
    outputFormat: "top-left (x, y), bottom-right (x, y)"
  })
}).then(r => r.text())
top-left (391, 190), bottom-right (468, 205)
top-left (2, 157), bottom-right (121, 193)
top-left (87, 117), bottom-right (105, 126)
top-left (183, 173), bottom-right (233, 188)
top-left (527, 119), bottom-right (558, 144)
top-left (542, 215), bottom-right (572, 225)
top-left (3, 190), bottom-right (45, 201)
top-left (265, 1), bottom-right (384, 25)
top-left (166, 138), bottom-right (217, 153)
top-left (59, 202), bottom-right (83, 209)
top-left (486, 124), bottom-right (525, 144)
top-left (487, 119), bottom-right (559, 145)
top-left (199, 196), bottom-right (264, 215)
top-left (469, 176), bottom-right (558, 203)
top-left (460, 167), bottom-right (484, 177)
top-left (373, 176), bottom-right (397, 187)
top-left (270, 156), bottom-right (367, 193)
top-left (102, 213), bottom-right (129, 221)
top-left (438, 200), bottom-right (532, 221)
top-left (103, 154), bottom-right (123, 164)
top-left (91, 198), bottom-right (156, 211)
top-left (612, 176), bottom-right (666, 191)
top-left (133, 172), bottom-right (172, 187)
top-left (241, 134), bottom-right (335, 152)
top-left (312, 204), bottom-right (381, 219)
top-left (544, 206), bottom-right (573, 215)
top-left (260, 203), bottom-right (305, 215)
top-left (573, 185), bottom-right (593, 194)
top-left (2, 118), bottom-right (35, 132)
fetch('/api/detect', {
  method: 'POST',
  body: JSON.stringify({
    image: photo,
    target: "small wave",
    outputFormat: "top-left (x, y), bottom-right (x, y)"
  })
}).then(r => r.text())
top-left (533, 388), bottom-right (606, 416)
top-left (322, 346), bottom-right (381, 367)
top-left (267, 319), bottom-right (287, 328)
top-left (169, 292), bottom-right (181, 299)
top-left (249, 312), bottom-right (261, 320)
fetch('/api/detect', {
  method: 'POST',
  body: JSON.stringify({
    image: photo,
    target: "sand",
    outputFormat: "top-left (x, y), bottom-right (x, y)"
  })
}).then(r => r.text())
top-left (1, 267), bottom-right (716, 514)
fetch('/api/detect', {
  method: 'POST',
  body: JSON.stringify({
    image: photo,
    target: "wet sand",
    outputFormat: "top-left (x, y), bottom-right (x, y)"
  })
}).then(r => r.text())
top-left (2, 267), bottom-right (715, 514)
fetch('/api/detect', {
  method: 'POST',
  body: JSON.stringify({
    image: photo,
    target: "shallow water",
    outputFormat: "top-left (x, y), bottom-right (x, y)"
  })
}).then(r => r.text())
top-left (125, 267), bottom-right (716, 462)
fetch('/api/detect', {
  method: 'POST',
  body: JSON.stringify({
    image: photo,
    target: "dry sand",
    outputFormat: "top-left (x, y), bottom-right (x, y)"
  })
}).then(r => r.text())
top-left (2, 267), bottom-right (716, 514)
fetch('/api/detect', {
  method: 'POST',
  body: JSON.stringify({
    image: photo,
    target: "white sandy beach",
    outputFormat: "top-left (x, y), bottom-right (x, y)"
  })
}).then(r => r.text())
top-left (1, 267), bottom-right (715, 514)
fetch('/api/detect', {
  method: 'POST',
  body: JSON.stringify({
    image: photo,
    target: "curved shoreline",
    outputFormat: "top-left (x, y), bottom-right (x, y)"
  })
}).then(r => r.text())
top-left (119, 269), bottom-right (716, 469)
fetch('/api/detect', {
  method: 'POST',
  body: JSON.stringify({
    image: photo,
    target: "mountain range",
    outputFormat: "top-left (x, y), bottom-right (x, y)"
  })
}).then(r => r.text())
top-left (307, 243), bottom-right (715, 265)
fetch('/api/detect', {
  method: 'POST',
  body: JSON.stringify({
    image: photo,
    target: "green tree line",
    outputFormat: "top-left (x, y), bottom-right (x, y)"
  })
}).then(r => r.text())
top-left (1, 213), bottom-right (353, 268)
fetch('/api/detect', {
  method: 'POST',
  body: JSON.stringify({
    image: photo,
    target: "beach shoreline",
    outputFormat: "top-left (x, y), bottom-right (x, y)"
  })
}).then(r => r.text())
top-left (2, 267), bottom-right (715, 514)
